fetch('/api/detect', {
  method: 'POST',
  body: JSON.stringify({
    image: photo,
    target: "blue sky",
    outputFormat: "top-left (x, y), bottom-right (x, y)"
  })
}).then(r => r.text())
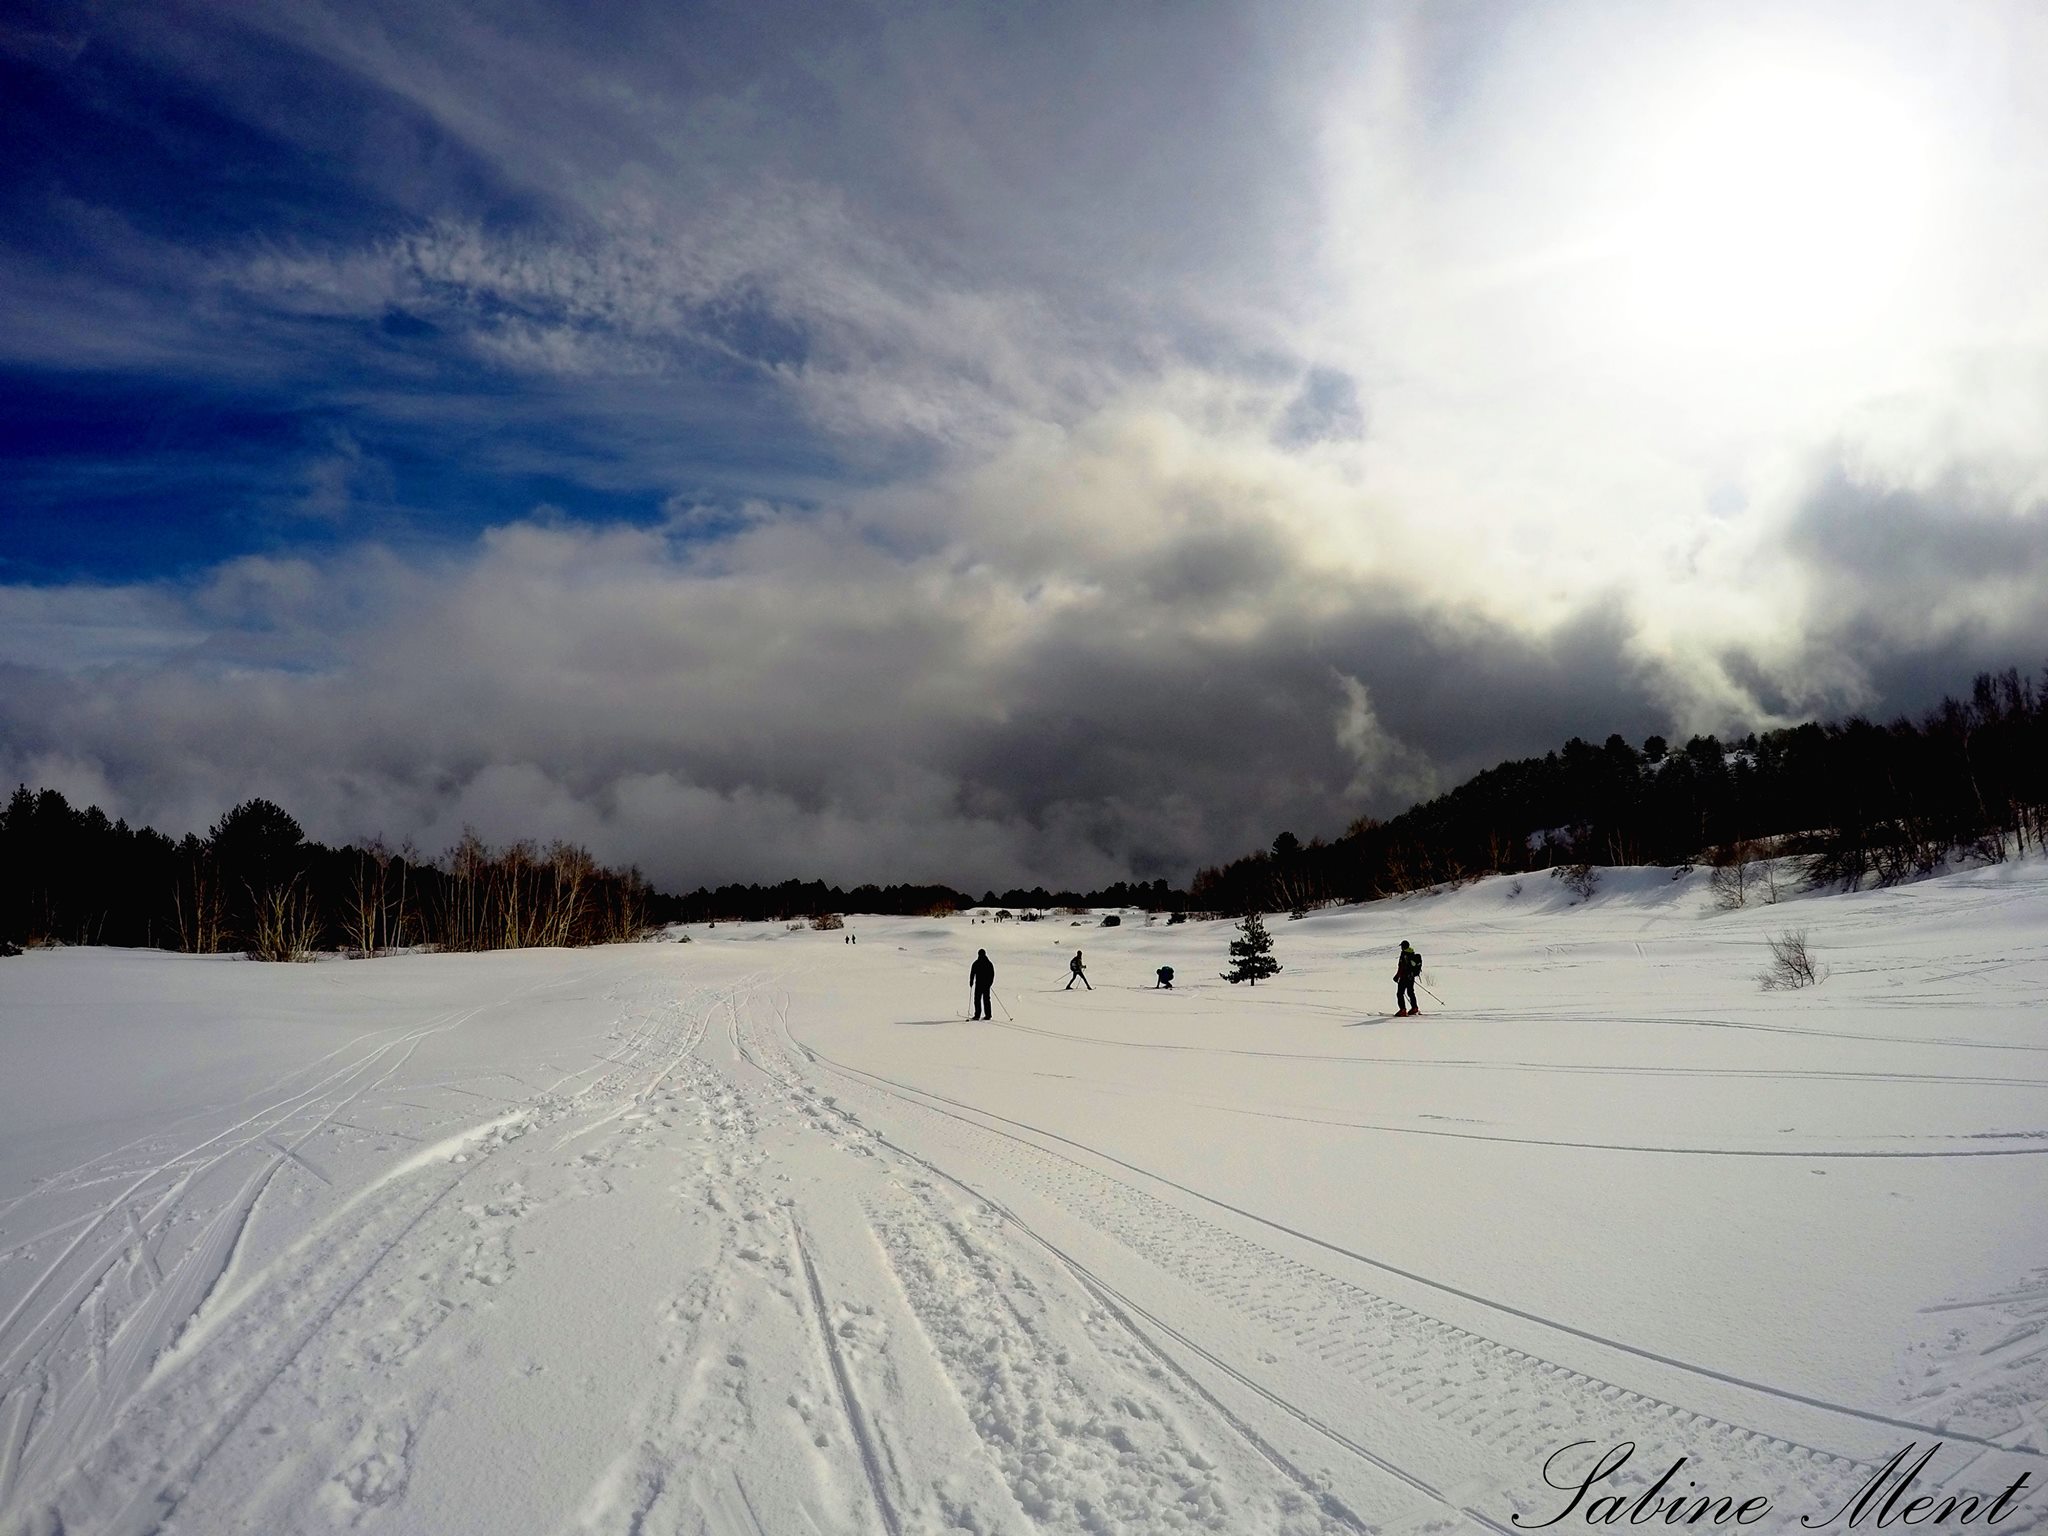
top-left (3, 0), bottom-right (2046, 887)
top-left (1, 2), bottom-right (853, 582)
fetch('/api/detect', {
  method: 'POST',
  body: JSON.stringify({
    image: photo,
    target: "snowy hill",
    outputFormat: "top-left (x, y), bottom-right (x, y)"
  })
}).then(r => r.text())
top-left (2, 860), bottom-right (2045, 1535)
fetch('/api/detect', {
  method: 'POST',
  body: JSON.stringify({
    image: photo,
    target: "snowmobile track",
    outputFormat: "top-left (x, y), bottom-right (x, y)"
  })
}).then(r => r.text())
top-left (761, 998), bottom-right (2032, 1481)
top-left (739, 986), bottom-right (1557, 1530)
top-left (729, 991), bottom-right (1851, 1531)
top-left (982, 1016), bottom-right (2048, 1089)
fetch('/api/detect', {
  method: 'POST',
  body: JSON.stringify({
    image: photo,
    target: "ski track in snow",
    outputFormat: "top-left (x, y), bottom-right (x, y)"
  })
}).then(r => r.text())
top-left (977, 1017), bottom-right (2048, 1091)
top-left (3, 870), bottom-right (2046, 1535)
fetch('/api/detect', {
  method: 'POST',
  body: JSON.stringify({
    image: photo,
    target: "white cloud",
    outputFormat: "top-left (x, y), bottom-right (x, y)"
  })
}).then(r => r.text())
top-left (1335, 675), bottom-right (1438, 807)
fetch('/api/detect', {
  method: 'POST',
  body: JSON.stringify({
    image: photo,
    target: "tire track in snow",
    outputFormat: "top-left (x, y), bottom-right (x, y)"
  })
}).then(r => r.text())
top-left (1175, 1097), bottom-right (2048, 1159)
top-left (982, 1017), bottom-right (2048, 1089)
top-left (1459, 1009), bottom-right (2048, 1055)
top-left (738, 986), bottom-right (2036, 1528)
top-left (737, 986), bottom-right (1467, 1533)
top-left (805, 1034), bottom-right (2036, 1465)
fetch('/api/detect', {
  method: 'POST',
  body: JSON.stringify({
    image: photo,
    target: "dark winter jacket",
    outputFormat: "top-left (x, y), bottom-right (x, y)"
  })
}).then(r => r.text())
top-left (1395, 945), bottom-right (1422, 982)
top-left (969, 954), bottom-right (995, 988)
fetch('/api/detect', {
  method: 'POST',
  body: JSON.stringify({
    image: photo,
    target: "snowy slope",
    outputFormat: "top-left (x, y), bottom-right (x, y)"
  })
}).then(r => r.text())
top-left (1, 861), bottom-right (2044, 1535)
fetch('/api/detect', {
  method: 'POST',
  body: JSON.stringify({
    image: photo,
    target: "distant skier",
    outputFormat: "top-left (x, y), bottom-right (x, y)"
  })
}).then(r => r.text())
top-left (969, 949), bottom-right (995, 1020)
top-left (1066, 950), bottom-right (1091, 990)
top-left (1155, 965), bottom-right (1174, 990)
top-left (1394, 940), bottom-right (1423, 1016)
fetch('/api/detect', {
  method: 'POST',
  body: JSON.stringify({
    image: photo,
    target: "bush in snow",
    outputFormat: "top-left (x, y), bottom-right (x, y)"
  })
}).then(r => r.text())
top-left (1709, 843), bottom-right (1761, 910)
top-left (1710, 841), bottom-right (1788, 906)
top-left (810, 912), bottom-right (844, 931)
top-left (247, 875), bottom-right (320, 962)
top-left (1554, 862), bottom-right (1600, 900)
top-left (1759, 929), bottom-right (1826, 990)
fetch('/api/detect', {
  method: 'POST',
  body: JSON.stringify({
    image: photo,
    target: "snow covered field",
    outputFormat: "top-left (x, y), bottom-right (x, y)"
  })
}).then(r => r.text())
top-left (2, 861), bottom-right (2044, 1536)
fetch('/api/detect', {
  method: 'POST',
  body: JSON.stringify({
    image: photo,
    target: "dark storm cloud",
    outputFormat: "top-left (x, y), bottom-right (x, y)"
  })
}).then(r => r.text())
top-left (1791, 470), bottom-right (2048, 589)
top-left (1714, 467), bottom-right (2048, 724)
top-left (1308, 602), bottom-right (1666, 769)
top-left (943, 591), bottom-right (1667, 875)
top-left (1753, 468), bottom-right (2048, 720)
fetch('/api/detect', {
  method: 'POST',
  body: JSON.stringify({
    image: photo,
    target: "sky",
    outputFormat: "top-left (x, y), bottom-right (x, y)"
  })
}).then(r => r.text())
top-left (3, 0), bottom-right (2047, 892)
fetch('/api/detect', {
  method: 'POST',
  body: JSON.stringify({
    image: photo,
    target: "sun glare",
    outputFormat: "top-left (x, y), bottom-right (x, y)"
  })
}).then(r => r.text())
top-left (1613, 55), bottom-right (1934, 353)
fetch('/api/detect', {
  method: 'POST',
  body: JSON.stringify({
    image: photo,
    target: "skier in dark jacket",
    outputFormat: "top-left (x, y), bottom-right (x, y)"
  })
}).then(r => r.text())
top-left (1394, 940), bottom-right (1423, 1016)
top-left (1066, 950), bottom-right (1091, 990)
top-left (969, 949), bottom-right (995, 1020)
top-left (1155, 965), bottom-right (1174, 989)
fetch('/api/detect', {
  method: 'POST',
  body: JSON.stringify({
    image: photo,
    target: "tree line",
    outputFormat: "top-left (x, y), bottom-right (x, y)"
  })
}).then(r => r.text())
top-left (0, 796), bottom-right (1189, 955)
top-left (670, 877), bottom-right (1185, 926)
top-left (0, 793), bottom-right (655, 958)
top-left (1189, 666), bottom-right (2048, 916)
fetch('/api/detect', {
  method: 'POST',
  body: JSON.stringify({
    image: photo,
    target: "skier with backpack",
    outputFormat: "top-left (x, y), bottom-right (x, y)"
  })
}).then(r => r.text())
top-left (1394, 940), bottom-right (1423, 1016)
top-left (1154, 965), bottom-right (1174, 989)
top-left (1066, 950), bottom-right (1091, 990)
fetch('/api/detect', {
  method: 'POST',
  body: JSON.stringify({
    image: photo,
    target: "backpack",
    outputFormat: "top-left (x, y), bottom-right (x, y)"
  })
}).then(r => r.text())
top-left (1158, 966), bottom-right (1174, 982)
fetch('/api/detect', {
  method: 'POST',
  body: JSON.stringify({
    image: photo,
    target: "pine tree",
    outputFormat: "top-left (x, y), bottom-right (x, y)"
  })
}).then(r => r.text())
top-left (1222, 909), bottom-right (1281, 985)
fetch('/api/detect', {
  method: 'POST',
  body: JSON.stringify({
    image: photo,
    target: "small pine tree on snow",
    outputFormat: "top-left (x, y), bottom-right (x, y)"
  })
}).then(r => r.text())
top-left (1222, 910), bottom-right (1282, 985)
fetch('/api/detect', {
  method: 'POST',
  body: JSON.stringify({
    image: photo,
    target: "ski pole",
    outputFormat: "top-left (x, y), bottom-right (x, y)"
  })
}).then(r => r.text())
top-left (1421, 982), bottom-right (1445, 1006)
top-left (993, 990), bottom-right (1013, 1021)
